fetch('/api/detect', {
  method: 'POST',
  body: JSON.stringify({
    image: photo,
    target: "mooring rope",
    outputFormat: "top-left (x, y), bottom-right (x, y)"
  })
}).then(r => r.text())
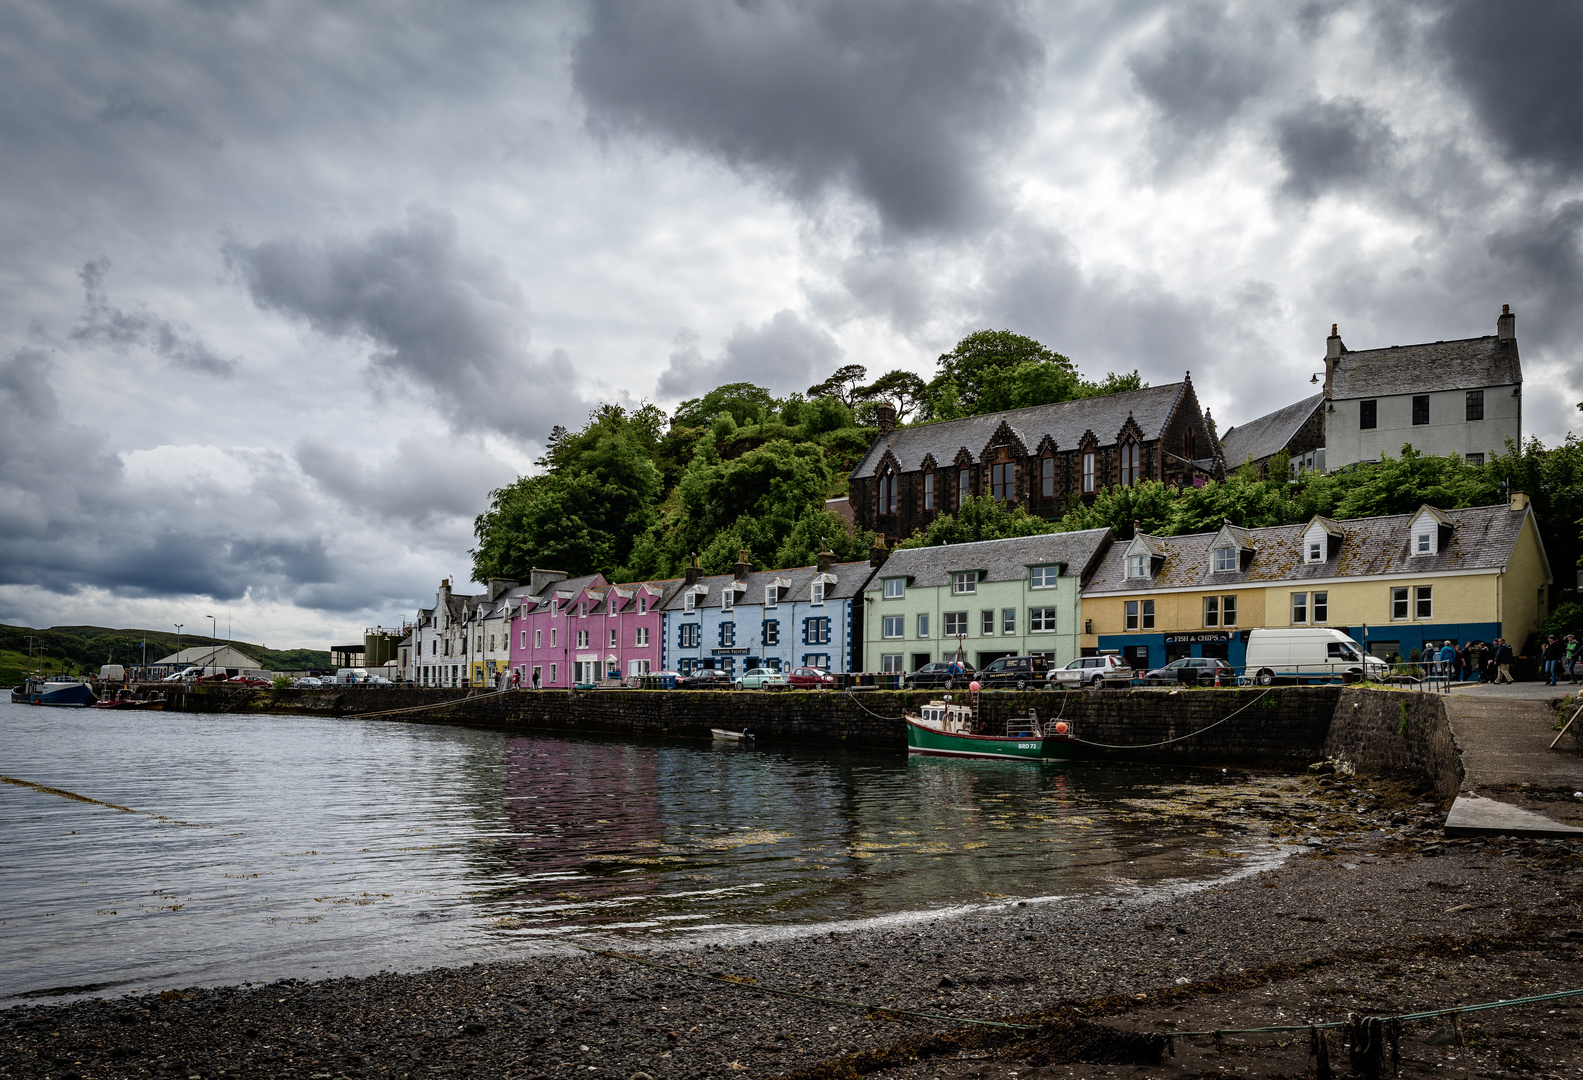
top-left (574, 941), bottom-right (1583, 1044)
top-left (842, 689), bottom-right (909, 721)
top-left (1068, 687), bottom-right (1275, 749)
top-left (0, 775), bottom-right (210, 828)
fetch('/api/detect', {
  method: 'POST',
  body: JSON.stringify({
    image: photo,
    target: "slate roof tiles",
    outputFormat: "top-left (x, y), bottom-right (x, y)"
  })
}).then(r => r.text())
top-left (1219, 393), bottom-right (1323, 468)
top-left (865, 528), bottom-right (1114, 589)
top-left (1329, 336), bottom-right (1521, 400)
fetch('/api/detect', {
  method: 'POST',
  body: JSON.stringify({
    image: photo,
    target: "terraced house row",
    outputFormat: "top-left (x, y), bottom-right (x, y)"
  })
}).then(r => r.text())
top-left (400, 492), bottom-right (1551, 687)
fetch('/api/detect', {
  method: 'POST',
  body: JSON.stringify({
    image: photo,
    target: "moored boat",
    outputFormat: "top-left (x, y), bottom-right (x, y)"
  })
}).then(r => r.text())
top-left (92, 689), bottom-right (166, 710)
top-left (12, 674), bottom-right (99, 707)
top-left (711, 728), bottom-right (754, 741)
top-left (904, 699), bottom-right (1076, 761)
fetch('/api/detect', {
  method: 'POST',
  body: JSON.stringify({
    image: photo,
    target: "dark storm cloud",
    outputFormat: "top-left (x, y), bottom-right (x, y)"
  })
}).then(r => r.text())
top-left (1485, 201), bottom-right (1583, 356)
top-left (225, 208), bottom-right (585, 443)
top-left (70, 258), bottom-right (238, 376)
top-left (294, 435), bottom-right (517, 527)
top-left (1431, 1), bottom-right (1583, 177)
top-left (1274, 97), bottom-right (1399, 202)
top-left (1127, 1), bottom-right (1284, 165)
top-left (571, 0), bottom-right (1044, 235)
top-left (656, 310), bottom-right (843, 401)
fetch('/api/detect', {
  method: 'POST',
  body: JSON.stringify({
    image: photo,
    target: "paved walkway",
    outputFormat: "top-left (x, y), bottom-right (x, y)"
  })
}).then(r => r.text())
top-left (1440, 686), bottom-right (1583, 836)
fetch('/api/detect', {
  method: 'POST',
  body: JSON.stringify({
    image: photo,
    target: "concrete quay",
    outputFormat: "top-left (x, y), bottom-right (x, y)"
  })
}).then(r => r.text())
top-left (1441, 686), bottom-right (1583, 837)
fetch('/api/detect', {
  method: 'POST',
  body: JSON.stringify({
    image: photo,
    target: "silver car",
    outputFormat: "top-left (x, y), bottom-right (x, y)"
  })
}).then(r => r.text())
top-left (1048, 655), bottom-right (1134, 688)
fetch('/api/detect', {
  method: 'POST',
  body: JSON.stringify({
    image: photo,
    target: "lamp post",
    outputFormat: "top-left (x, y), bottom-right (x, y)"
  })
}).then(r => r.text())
top-left (174, 623), bottom-right (183, 672)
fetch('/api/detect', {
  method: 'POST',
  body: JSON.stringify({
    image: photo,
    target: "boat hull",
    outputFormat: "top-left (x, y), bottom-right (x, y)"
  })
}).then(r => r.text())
top-left (14, 681), bottom-right (98, 707)
top-left (904, 717), bottom-right (1075, 761)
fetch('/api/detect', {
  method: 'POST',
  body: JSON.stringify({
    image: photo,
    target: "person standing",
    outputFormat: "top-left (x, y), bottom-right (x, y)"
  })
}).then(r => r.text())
top-left (1439, 640), bottom-right (1457, 682)
top-left (1493, 638), bottom-right (1515, 684)
top-left (1542, 634), bottom-right (1562, 686)
top-left (1565, 633), bottom-right (1580, 685)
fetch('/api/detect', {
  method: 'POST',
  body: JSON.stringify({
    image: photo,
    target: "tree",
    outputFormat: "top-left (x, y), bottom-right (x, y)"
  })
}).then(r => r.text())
top-left (930, 330), bottom-right (1075, 413)
top-left (806, 364), bottom-right (869, 406)
top-left (896, 495), bottom-right (1060, 548)
top-left (854, 369), bottom-right (928, 421)
top-left (1051, 480), bottom-right (1178, 539)
top-left (919, 330), bottom-right (1144, 419)
top-left (671, 382), bottom-right (777, 430)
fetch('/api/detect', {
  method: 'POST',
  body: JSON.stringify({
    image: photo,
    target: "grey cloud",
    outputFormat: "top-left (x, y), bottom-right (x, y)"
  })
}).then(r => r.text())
top-left (1485, 201), bottom-right (1583, 358)
top-left (1275, 96), bottom-right (1399, 202)
top-left (1127, 2), bottom-right (1285, 166)
top-left (1431, 1), bottom-right (1583, 177)
top-left (70, 258), bottom-right (238, 376)
top-left (656, 310), bottom-right (842, 401)
top-left (572, 0), bottom-right (1043, 235)
top-left (294, 435), bottom-right (518, 527)
top-left (224, 207), bottom-right (586, 443)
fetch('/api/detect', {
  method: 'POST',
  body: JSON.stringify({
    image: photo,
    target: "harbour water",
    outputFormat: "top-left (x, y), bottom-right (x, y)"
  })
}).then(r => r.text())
top-left (0, 702), bottom-right (1298, 1004)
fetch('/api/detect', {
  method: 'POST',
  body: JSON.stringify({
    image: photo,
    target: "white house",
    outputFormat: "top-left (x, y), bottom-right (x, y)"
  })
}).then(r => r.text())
top-left (1323, 305), bottom-right (1522, 470)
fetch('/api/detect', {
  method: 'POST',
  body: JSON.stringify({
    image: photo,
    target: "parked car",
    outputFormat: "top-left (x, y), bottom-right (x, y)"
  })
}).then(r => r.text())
top-left (226, 675), bottom-right (272, 688)
top-left (786, 666), bottom-right (835, 689)
top-left (294, 676), bottom-right (324, 688)
top-left (1139, 657), bottom-right (1236, 687)
top-left (903, 661), bottom-right (976, 690)
top-left (976, 655), bottom-right (1051, 689)
top-left (735, 667), bottom-right (788, 690)
top-left (677, 668), bottom-right (733, 689)
top-left (164, 666), bottom-right (204, 682)
top-left (1243, 627), bottom-right (1388, 684)
top-left (1049, 655), bottom-right (1135, 688)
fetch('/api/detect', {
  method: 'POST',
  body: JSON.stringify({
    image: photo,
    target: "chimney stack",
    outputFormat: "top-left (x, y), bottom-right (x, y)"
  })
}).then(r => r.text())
top-left (733, 549), bottom-right (752, 580)
top-left (1497, 303), bottom-right (1516, 341)
top-left (684, 554), bottom-right (701, 586)
top-left (869, 534), bottom-right (888, 568)
top-left (817, 542), bottom-right (836, 573)
top-left (874, 401), bottom-right (897, 436)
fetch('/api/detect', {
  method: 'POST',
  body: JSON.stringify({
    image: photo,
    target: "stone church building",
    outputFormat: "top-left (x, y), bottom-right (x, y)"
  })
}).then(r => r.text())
top-left (849, 376), bottom-right (1223, 543)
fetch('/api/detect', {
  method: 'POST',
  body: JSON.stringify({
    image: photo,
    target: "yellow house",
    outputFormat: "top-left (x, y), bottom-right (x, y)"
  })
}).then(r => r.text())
top-left (1080, 494), bottom-right (1552, 669)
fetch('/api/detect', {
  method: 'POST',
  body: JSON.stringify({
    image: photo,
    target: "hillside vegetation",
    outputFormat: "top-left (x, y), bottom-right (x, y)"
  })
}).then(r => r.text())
top-left (0, 624), bottom-right (330, 684)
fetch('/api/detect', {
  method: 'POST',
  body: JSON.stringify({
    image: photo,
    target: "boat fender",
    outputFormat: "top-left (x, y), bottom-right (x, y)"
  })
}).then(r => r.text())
top-left (1053, 721), bottom-right (1070, 736)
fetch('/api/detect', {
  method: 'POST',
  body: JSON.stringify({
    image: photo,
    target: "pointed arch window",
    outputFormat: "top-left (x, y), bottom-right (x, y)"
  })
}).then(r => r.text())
top-left (923, 469), bottom-right (935, 510)
top-left (1120, 439), bottom-right (1140, 486)
top-left (990, 461), bottom-right (1014, 501)
top-left (1040, 456), bottom-right (1055, 497)
top-left (878, 470), bottom-right (898, 516)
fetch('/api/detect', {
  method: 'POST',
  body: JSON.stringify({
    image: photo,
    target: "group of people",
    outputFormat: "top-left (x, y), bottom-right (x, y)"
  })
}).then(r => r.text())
top-left (1419, 634), bottom-right (1578, 685)
top-left (1540, 633), bottom-right (1580, 686)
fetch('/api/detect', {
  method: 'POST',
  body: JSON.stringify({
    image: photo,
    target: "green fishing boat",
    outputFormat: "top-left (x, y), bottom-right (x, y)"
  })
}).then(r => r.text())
top-left (903, 699), bottom-right (1077, 761)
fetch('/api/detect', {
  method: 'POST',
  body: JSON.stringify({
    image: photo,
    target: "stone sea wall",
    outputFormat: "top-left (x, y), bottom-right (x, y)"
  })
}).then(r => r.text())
top-left (1323, 687), bottom-right (1464, 802)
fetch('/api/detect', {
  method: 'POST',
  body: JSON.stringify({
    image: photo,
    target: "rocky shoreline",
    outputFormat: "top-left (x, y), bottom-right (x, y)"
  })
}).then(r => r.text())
top-left (4, 777), bottom-right (1581, 1080)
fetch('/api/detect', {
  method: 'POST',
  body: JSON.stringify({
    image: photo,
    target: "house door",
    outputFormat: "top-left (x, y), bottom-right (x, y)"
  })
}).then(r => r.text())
top-left (1123, 644), bottom-right (1151, 671)
top-left (911, 653), bottom-right (932, 671)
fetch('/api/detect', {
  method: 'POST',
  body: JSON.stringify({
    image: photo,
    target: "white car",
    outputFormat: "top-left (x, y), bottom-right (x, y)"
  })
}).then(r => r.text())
top-left (1048, 655), bottom-right (1134, 688)
top-left (294, 676), bottom-right (324, 688)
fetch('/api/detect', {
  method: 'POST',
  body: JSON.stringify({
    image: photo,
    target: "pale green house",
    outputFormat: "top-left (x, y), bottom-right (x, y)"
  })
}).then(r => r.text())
top-left (861, 528), bottom-right (1115, 674)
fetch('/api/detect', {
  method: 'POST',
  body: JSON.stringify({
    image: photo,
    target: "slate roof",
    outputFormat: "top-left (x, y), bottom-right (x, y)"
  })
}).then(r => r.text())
top-left (526, 573), bottom-right (606, 612)
top-left (1329, 336), bottom-right (1521, 400)
top-left (1219, 393), bottom-right (1324, 468)
top-left (661, 561), bottom-right (878, 610)
top-left (866, 528), bottom-right (1114, 589)
top-left (1085, 502), bottom-right (1538, 594)
top-left (851, 382), bottom-right (1188, 479)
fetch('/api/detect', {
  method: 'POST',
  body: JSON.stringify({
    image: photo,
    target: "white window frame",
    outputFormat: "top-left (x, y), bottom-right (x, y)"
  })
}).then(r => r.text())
top-left (882, 615), bottom-right (904, 639)
top-left (1030, 565), bottom-right (1057, 589)
top-left (981, 610), bottom-right (995, 635)
top-left (952, 571), bottom-right (976, 595)
top-left (1414, 531), bottom-right (1433, 556)
top-left (765, 586), bottom-right (778, 608)
top-left (1125, 600), bottom-right (1139, 631)
top-left (1126, 554), bottom-right (1149, 578)
top-left (1312, 590), bottom-right (1329, 623)
top-left (944, 611), bottom-right (967, 636)
top-left (684, 592), bottom-right (695, 614)
top-left (635, 627), bottom-right (649, 647)
top-left (1222, 595), bottom-right (1238, 626)
top-left (550, 628), bottom-right (557, 647)
top-left (917, 613), bottom-right (929, 637)
top-left (1307, 540), bottom-right (1324, 563)
top-left (577, 630), bottom-right (589, 649)
top-left (1391, 586), bottom-right (1409, 620)
top-left (722, 589), bottom-right (734, 612)
top-left (1002, 608), bottom-right (1016, 634)
top-left (881, 654), bottom-right (905, 673)
top-left (1203, 595), bottom-right (1219, 627)
top-left (811, 581), bottom-right (826, 604)
top-left (1291, 592), bottom-right (1308, 624)
top-left (883, 578), bottom-right (905, 599)
top-left (608, 628), bottom-right (618, 648)
top-left (1415, 585), bottom-right (1432, 620)
top-left (1214, 546), bottom-right (1236, 572)
top-left (1029, 607), bottom-right (1057, 633)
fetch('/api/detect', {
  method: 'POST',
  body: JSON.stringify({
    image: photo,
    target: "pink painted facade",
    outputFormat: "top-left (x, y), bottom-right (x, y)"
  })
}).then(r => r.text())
top-left (509, 574), bottom-right (677, 688)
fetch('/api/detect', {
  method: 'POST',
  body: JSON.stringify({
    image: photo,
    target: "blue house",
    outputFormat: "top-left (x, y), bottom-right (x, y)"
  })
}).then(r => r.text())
top-left (661, 551), bottom-right (880, 676)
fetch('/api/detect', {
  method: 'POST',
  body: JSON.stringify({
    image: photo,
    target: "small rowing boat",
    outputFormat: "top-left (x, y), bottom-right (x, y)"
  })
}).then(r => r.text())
top-left (711, 728), bottom-right (754, 741)
top-left (93, 690), bottom-right (166, 711)
top-left (903, 700), bottom-right (1075, 761)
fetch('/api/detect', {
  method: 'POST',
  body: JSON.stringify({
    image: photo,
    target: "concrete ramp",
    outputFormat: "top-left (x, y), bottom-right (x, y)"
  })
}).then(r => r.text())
top-left (1445, 793), bottom-right (1583, 838)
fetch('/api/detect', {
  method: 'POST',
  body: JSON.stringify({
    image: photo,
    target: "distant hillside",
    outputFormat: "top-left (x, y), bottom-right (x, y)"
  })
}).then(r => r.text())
top-left (0, 624), bottom-right (332, 682)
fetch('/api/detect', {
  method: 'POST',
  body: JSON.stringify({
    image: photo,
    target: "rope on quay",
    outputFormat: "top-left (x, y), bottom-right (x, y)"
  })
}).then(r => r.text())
top-left (347, 687), bottom-right (523, 720)
top-left (1068, 687), bottom-right (1274, 749)
top-left (1171, 985), bottom-right (1583, 1038)
top-left (842, 689), bottom-right (909, 721)
top-left (572, 945), bottom-right (1038, 1031)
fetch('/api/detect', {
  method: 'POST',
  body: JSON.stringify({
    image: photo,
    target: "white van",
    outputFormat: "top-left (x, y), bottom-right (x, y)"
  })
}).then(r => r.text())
top-left (99, 664), bottom-right (126, 681)
top-left (1243, 628), bottom-right (1388, 685)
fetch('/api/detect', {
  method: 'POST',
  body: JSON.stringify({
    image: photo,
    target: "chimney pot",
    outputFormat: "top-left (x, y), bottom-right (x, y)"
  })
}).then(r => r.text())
top-left (1497, 303), bottom-right (1516, 341)
top-left (875, 401), bottom-right (898, 436)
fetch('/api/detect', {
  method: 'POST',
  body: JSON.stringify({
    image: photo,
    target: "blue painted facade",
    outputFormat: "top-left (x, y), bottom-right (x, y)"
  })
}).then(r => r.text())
top-left (660, 560), bottom-right (875, 675)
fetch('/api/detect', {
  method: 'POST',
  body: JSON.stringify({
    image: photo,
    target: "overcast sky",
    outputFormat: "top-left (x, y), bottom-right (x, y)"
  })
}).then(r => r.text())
top-left (2, 0), bottom-right (1579, 648)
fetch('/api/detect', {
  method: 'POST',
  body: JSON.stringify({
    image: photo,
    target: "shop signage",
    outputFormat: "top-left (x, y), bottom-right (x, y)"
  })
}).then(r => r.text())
top-left (1162, 632), bottom-right (1230, 644)
top-left (711, 647), bottom-right (750, 656)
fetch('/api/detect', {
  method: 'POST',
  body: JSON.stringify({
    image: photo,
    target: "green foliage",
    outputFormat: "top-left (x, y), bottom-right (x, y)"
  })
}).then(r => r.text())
top-left (896, 495), bottom-right (1059, 548)
top-left (802, 395), bottom-right (854, 435)
top-left (806, 364), bottom-right (869, 406)
top-left (854, 369), bottom-right (928, 421)
top-left (919, 329), bottom-right (1146, 419)
top-left (671, 383), bottom-right (778, 430)
top-left (1542, 601), bottom-right (1583, 639)
top-left (1050, 480), bottom-right (1180, 539)
top-left (0, 625), bottom-right (329, 675)
top-left (272, 674), bottom-right (293, 690)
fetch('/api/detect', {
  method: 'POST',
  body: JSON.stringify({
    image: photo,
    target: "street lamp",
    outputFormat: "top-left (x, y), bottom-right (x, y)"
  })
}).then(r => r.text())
top-left (174, 624), bottom-right (183, 669)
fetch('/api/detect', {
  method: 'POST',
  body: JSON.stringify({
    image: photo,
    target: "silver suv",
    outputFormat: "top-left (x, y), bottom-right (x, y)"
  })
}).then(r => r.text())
top-left (1048, 655), bottom-right (1134, 688)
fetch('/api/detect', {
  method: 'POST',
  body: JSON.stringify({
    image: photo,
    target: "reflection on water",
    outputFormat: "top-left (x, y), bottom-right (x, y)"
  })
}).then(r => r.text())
top-left (0, 703), bottom-right (1293, 1002)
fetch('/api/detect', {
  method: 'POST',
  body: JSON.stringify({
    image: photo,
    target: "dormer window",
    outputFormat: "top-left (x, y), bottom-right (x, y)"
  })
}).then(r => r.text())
top-left (722, 589), bottom-right (734, 611)
top-left (765, 586), bottom-right (778, 608)
top-left (811, 581), bottom-right (826, 604)
top-left (952, 571), bottom-right (977, 595)
top-left (1306, 540), bottom-right (1323, 563)
top-left (1125, 554), bottom-right (1149, 578)
top-left (883, 578), bottom-right (904, 599)
top-left (1414, 531), bottom-right (1433, 555)
top-left (1213, 546), bottom-right (1236, 572)
top-left (609, 598), bottom-right (618, 616)
top-left (684, 592), bottom-right (696, 615)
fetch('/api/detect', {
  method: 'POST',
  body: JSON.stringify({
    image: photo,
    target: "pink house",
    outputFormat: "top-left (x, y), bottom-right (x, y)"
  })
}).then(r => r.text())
top-left (510, 573), bottom-right (677, 688)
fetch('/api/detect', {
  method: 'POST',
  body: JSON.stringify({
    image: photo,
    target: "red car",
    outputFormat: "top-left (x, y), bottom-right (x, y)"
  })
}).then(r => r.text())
top-left (226, 675), bottom-right (272, 688)
top-left (786, 666), bottom-right (835, 689)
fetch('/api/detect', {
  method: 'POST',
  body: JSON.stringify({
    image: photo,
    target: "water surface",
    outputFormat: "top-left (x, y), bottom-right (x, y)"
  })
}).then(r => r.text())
top-left (0, 702), bottom-right (1292, 1003)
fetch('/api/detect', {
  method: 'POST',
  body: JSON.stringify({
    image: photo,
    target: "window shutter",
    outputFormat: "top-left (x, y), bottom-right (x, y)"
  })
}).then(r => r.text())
top-left (802, 618), bottom-right (809, 645)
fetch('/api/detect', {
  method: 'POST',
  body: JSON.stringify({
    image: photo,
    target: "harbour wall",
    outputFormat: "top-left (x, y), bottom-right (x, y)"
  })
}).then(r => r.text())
top-left (153, 683), bottom-right (1462, 790)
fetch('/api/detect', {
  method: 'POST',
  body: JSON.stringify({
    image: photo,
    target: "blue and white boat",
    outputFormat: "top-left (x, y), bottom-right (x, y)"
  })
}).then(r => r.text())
top-left (11, 674), bottom-right (98, 707)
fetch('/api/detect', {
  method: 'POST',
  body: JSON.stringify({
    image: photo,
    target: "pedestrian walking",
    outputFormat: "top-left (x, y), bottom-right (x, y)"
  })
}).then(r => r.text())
top-left (1565, 633), bottom-right (1580, 684)
top-left (1493, 638), bottom-right (1516, 684)
top-left (1542, 634), bottom-right (1562, 686)
top-left (1438, 640), bottom-right (1456, 681)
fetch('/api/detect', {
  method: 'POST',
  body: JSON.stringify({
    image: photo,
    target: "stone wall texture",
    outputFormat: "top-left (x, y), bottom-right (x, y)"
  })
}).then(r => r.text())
top-left (1322, 687), bottom-right (1464, 802)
